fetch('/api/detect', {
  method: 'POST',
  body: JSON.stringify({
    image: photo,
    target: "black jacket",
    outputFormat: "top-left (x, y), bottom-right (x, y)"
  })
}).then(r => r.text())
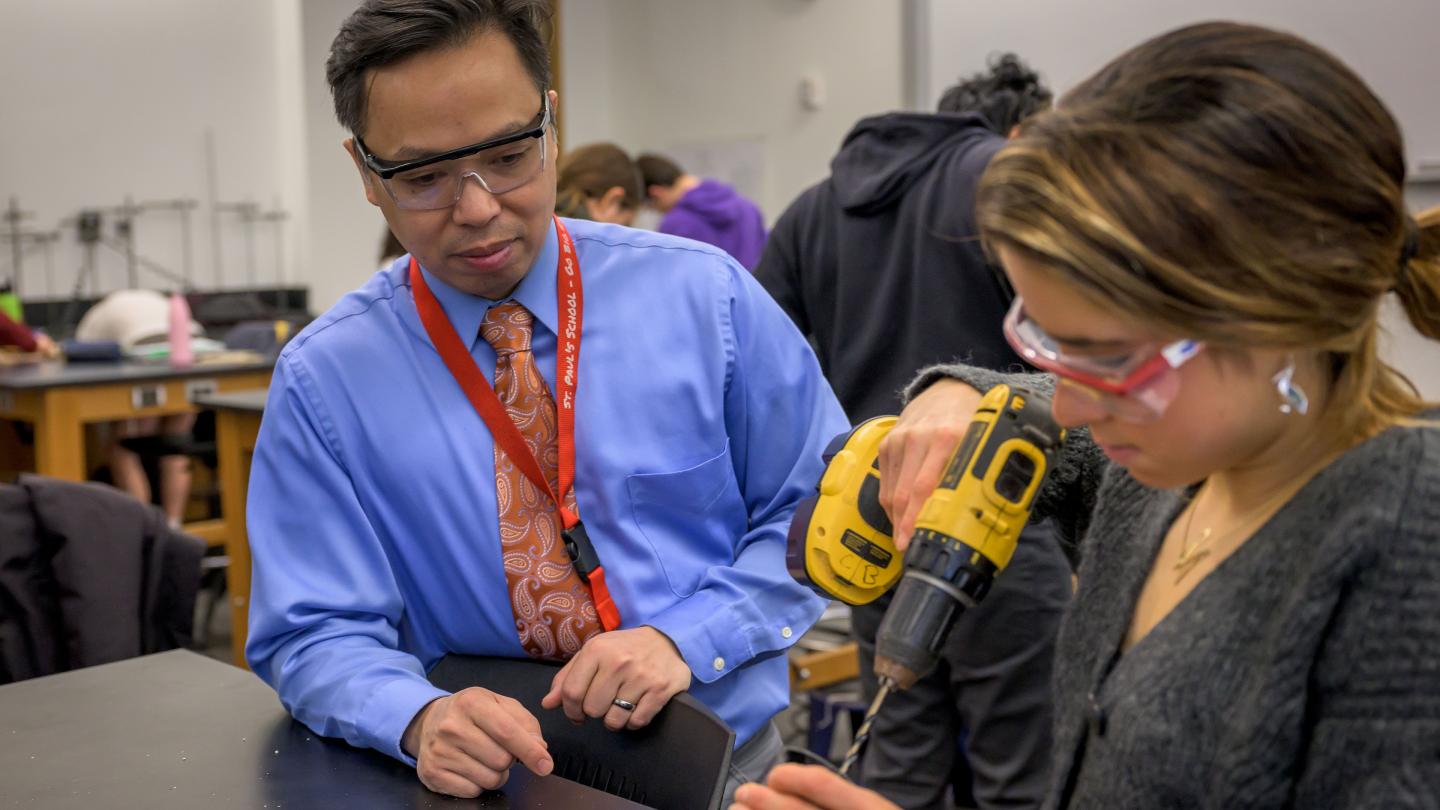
top-left (0, 475), bottom-right (206, 684)
top-left (756, 111), bottom-right (1022, 422)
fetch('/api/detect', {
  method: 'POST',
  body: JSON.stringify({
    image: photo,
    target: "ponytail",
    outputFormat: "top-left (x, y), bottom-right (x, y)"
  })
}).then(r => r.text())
top-left (1395, 207), bottom-right (1440, 341)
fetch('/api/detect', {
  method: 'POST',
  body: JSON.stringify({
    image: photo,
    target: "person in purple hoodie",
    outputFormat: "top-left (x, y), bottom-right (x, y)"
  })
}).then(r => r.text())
top-left (637, 154), bottom-right (768, 270)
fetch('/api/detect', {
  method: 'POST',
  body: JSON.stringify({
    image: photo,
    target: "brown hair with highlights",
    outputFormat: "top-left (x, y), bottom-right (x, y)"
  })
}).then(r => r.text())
top-left (556, 143), bottom-right (644, 215)
top-left (976, 21), bottom-right (1440, 437)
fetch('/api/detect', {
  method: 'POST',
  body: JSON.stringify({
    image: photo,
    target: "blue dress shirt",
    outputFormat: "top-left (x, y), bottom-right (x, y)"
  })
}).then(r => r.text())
top-left (245, 218), bottom-right (849, 763)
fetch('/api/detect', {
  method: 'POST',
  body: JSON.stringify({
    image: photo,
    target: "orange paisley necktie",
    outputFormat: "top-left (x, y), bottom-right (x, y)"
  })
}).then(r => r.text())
top-left (480, 301), bottom-right (601, 660)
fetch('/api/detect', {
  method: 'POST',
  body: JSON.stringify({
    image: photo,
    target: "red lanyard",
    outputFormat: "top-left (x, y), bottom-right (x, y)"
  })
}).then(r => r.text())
top-left (410, 216), bottom-right (620, 631)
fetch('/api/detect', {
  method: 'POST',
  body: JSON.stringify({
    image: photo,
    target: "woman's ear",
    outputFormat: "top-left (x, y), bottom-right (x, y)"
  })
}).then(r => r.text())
top-left (592, 186), bottom-right (630, 223)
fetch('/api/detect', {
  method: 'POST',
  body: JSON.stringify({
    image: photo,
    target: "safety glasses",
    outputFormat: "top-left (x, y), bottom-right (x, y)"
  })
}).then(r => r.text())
top-left (1002, 296), bottom-right (1204, 422)
top-left (354, 94), bottom-right (551, 210)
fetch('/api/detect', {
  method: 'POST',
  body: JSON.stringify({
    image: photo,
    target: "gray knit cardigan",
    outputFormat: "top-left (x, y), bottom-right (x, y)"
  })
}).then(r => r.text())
top-left (907, 365), bottom-right (1440, 809)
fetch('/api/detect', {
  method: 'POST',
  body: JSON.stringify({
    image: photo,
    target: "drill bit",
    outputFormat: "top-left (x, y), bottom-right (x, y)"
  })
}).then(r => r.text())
top-left (838, 676), bottom-right (894, 778)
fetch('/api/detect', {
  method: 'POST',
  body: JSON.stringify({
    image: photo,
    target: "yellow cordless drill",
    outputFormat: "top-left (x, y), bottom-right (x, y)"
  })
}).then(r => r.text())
top-left (786, 384), bottom-right (1065, 775)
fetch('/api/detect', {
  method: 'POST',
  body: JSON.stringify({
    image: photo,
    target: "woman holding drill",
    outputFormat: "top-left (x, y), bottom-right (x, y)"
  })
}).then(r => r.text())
top-left (737, 20), bottom-right (1440, 810)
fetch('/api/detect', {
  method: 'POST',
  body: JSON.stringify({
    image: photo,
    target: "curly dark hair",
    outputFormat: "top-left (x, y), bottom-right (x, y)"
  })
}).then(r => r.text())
top-left (937, 53), bottom-right (1052, 134)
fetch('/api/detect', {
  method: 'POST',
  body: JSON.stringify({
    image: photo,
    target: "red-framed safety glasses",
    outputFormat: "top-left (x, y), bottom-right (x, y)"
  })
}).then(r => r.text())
top-left (1002, 296), bottom-right (1205, 422)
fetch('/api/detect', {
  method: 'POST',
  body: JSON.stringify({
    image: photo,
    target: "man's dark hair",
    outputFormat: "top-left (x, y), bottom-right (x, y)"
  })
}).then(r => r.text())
top-left (636, 153), bottom-right (684, 189)
top-left (937, 53), bottom-right (1052, 134)
top-left (327, 0), bottom-right (553, 137)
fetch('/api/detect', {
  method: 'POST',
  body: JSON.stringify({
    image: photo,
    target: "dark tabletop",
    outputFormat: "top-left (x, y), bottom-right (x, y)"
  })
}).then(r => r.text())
top-left (0, 650), bottom-right (653, 809)
top-left (0, 356), bottom-right (273, 391)
top-left (194, 388), bottom-right (269, 414)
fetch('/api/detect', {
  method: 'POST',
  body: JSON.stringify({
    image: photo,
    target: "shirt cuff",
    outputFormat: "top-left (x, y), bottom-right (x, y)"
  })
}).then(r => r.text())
top-left (358, 676), bottom-right (452, 765)
top-left (646, 588), bottom-right (822, 685)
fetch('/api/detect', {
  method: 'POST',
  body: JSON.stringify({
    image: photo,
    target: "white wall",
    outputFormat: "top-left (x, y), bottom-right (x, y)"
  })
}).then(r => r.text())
top-left (921, 0), bottom-right (1440, 173)
top-left (557, 0), bottom-right (623, 149)
top-left (0, 0), bottom-right (394, 314)
top-left (561, 0), bottom-right (905, 223)
top-left (299, 0), bottom-right (390, 311)
top-left (0, 0), bottom-right (306, 301)
top-left (917, 0), bottom-right (1440, 396)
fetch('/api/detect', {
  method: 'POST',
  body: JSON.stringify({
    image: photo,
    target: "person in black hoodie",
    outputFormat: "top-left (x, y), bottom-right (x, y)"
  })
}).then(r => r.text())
top-left (756, 55), bottom-right (1067, 810)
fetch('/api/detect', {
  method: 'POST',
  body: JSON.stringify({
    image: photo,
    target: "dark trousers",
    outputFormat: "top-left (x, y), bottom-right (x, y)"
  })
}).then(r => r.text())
top-left (854, 522), bottom-right (1071, 810)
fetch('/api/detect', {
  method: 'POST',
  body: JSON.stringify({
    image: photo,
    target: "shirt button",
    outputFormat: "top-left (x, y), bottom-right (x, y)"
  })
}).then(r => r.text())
top-left (713, 657), bottom-right (725, 671)
top-left (781, 626), bottom-right (793, 639)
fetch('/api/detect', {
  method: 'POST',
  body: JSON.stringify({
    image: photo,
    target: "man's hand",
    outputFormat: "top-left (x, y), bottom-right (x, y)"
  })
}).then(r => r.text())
top-left (402, 687), bottom-right (553, 798)
top-left (877, 378), bottom-right (983, 551)
top-left (541, 626), bottom-right (692, 731)
top-left (731, 764), bottom-right (901, 810)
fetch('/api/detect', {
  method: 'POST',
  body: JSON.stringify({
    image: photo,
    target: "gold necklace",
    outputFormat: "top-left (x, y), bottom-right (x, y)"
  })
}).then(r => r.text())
top-left (1172, 479), bottom-right (1311, 585)
top-left (1172, 437), bottom-right (1345, 585)
top-left (1173, 501), bottom-right (1214, 583)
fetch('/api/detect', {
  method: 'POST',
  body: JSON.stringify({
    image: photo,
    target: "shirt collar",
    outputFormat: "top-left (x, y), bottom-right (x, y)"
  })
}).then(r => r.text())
top-left (417, 218), bottom-right (561, 347)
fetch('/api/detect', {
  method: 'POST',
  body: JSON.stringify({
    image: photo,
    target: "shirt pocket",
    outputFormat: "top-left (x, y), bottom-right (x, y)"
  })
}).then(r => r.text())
top-left (625, 440), bottom-right (746, 598)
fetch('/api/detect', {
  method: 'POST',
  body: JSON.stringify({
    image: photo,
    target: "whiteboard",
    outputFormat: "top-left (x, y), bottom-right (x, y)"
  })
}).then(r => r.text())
top-left (914, 0), bottom-right (1440, 181)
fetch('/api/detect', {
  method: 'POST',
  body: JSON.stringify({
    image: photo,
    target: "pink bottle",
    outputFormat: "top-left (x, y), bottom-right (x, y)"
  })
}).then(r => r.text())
top-left (168, 291), bottom-right (194, 367)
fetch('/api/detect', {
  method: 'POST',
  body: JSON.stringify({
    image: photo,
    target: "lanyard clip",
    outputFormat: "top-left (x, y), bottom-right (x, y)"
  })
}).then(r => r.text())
top-left (563, 522), bottom-right (622, 632)
top-left (562, 522), bottom-right (602, 579)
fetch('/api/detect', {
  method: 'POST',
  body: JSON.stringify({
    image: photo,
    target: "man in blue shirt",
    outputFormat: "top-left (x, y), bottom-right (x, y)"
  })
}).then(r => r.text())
top-left (245, 0), bottom-right (847, 803)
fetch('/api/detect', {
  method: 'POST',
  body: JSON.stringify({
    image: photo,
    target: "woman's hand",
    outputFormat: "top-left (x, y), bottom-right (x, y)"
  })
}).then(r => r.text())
top-left (877, 378), bottom-right (983, 551)
top-left (731, 764), bottom-right (900, 810)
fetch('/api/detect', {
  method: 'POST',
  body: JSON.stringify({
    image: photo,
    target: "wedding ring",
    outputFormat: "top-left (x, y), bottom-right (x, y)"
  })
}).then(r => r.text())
top-left (612, 697), bottom-right (637, 712)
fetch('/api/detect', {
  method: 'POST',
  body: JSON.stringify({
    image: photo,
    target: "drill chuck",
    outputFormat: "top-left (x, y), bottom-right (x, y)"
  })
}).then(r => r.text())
top-left (873, 531), bottom-right (1000, 689)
